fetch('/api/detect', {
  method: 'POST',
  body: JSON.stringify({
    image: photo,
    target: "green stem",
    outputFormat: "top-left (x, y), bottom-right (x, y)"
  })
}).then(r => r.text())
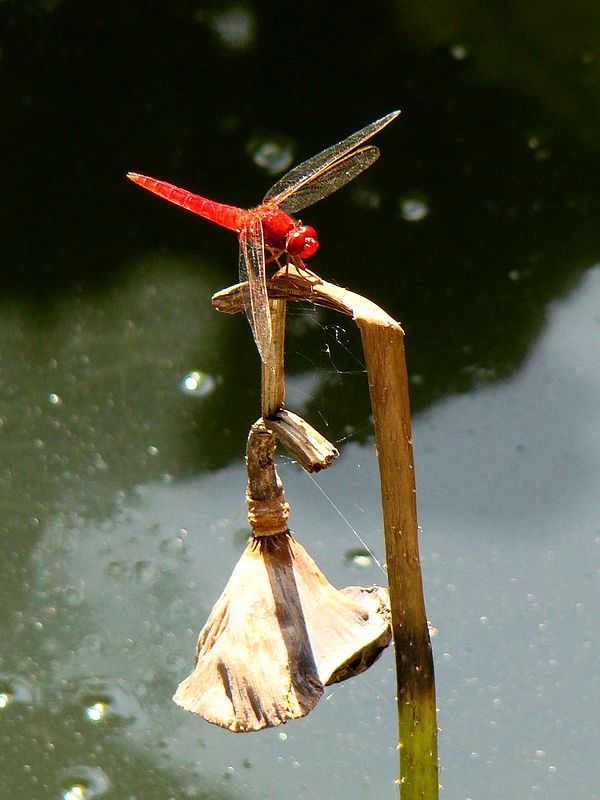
top-left (359, 321), bottom-right (438, 799)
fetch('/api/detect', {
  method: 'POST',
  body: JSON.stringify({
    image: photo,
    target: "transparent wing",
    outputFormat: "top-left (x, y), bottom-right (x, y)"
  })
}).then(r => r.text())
top-left (272, 146), bottom-right (380, 215)
top-left (263, 110), bottom-right (400, 210)
top-left (239, 219), bottom-right (274, 369)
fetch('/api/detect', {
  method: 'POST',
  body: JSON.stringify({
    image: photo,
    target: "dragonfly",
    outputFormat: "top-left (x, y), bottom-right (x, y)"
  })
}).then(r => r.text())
top-left (127, 110), bottom-right (400, 370)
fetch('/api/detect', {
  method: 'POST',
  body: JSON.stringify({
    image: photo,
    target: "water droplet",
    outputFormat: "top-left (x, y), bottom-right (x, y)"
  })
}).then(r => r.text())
top-left (106, 561), bottom-right (127, 578)
top-left (345, 549), bottom-right (374, 568)
top-left (352, 187), bottom-right (381, 210)
top-left (207, 5), bottom-right (256, 51)
top-left (48, 393), bottom-right (62, 406)
top-left (85, 701), bottom-right (108, 722)
top-left (449, 42), bottom-right (469, 61)
top-left (146, 445), bottom-right (159, 456)
top-left (0, 673), bottom-right (34, 708)
top-left (91, 453), bottom-right (108, 471)
top-left (63, 583), bottom-right (85, 606)
top-left (164, 653), bottom-right (187, 673)
top-left (76, 680), bottom-right (138, 724)
top-left (278, 732), bottom-right (288, 741)
top-left (180, 370), bottom-right (218, 398)
top-left (398, 194), bottom-right (429, 222)
top-left (534, 147), bottom-right (551, 161)
top-left (159, 533), bottom-right (188, 556)
top-left (64, 784), bottom-right (86, 800)
top-left (247, 135), bottom-right (295, 176)
top-left (133, 560), bottom-right (157, 587)
top-left (79, 634), bottom-right (103, 654)
top-left (60, 767), bottom-right (110, 799)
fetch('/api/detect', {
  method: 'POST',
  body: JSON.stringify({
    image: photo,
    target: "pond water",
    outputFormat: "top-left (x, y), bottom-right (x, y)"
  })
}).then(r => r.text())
top-left (1, 3), bottom-right (599, 799)
top-left (2, 263), bottom-right (599, 799)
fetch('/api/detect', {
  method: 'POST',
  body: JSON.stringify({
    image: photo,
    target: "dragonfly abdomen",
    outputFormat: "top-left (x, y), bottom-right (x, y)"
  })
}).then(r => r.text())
top-left (126, 173), bottom-right (243, 232)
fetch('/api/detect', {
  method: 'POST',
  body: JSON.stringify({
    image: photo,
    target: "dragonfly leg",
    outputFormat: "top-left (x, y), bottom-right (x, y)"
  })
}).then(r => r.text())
top-left (291, 255), bottom-right (319, 279)
top-left (265, 248), bottom-right (286, 271)
top-left (269, 254), bottom-right (301, 285)
top-left (267, 252), bottom-right (319, 285)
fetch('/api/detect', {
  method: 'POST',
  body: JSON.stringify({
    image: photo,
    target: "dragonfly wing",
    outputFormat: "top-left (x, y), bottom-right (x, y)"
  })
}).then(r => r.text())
top-left (263, 110), bottom-right (400, 209)
top-left (239, 219), bottom-right (274, 369)
top-left (274, 146), bottom-right (380, 215)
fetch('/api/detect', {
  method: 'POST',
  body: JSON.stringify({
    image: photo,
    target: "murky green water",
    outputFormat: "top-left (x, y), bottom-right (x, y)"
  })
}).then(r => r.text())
top-left (1, 3), bottom-right (599, 799)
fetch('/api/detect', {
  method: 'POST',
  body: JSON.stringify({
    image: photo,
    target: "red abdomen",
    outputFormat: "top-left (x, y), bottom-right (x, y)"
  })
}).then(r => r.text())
top-left (127, 173), bottom-right (244, 232)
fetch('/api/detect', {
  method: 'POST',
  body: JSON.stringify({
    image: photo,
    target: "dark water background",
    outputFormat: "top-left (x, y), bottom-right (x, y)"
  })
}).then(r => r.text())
top-left (1, 2), bottom-right (599, 798)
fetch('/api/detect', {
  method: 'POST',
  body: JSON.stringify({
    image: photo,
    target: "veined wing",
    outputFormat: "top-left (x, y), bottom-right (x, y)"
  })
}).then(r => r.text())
top-left (263, 110), bottom-right (400, 211)
top-left (270, 146), bottom-right (380, 215)
top-left (239, 218), bottom-right (274, 370)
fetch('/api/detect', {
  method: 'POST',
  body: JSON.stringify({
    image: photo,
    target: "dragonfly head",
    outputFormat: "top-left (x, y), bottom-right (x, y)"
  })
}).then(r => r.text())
top-left (285, 224), bottom-right (319, 259)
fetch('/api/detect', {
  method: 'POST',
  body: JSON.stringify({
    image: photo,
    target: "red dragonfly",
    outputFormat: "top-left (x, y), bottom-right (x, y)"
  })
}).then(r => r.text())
top-left (127, 110), bottom-right (400, 370)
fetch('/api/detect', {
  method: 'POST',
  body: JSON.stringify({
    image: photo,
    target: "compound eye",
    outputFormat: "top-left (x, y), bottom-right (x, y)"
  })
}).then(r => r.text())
top-left (298, 225), bottom-right (318, 258)
top-left (286, 225), bottom-right (319, 258)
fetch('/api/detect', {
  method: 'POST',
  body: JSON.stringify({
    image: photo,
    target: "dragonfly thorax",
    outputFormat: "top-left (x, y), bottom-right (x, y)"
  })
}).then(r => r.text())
top-left (261, 207), bottom-right (319, 259)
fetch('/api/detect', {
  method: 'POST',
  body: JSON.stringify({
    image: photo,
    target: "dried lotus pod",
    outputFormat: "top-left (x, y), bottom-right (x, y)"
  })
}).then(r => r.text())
top-left (173, 533), bottom-right (390, 732)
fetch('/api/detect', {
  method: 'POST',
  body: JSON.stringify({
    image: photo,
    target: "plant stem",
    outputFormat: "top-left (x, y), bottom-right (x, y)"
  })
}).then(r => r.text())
top-left (261, 298), bottom-right (286, 417)
top-left (213, 269), bottom-right (439, 797)
top-left (359, 321), bottom-right (438, 800)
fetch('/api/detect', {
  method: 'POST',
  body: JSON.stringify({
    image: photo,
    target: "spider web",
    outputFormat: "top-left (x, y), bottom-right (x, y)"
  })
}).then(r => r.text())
top-left (280, 305), bottom-right (385, 575)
